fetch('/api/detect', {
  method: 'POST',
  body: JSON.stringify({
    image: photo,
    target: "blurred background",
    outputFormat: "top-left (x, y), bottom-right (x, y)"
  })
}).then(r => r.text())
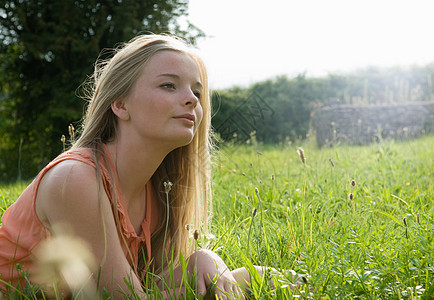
top-left (1, 0), bottom-right (433, 182)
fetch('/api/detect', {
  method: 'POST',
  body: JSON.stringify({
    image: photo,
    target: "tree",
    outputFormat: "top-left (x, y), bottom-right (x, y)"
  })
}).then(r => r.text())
top-left (0, 0), bottom-right (203, 181)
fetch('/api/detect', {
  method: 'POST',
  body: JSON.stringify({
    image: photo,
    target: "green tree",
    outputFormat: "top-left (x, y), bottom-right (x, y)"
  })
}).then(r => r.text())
top-left (0, 0), bottom-right (203, 181)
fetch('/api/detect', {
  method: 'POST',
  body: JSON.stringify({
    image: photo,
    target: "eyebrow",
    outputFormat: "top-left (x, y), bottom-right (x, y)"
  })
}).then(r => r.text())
top-left (157, 73), bottom-right (203, 89)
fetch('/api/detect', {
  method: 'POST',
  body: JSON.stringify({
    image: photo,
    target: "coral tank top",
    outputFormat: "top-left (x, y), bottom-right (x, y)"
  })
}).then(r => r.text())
top-left (0, 145), bottom-right (159, 290)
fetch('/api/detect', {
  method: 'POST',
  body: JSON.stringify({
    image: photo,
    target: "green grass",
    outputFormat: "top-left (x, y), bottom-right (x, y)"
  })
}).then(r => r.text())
top-left (1, 135), bottom-right (433, 299)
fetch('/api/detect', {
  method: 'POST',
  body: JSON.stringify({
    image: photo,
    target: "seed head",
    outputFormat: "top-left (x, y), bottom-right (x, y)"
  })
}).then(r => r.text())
top-left (252, 208), bottom-right (257, 217)
top-left (33, 233), bottom-right (96, 297)
top-left (255, 187), bottom-right (260, 198)
top-left (193, 229), bottom-right (199, 241)
top-left (403, 217), bottom-right (407, 227)
top-left (349, 193), bottom-right (354, 200)
top-left (351, 180), bottom-right (356, 186)
top-left (163, 181), bottom-right (173, 193)
top-left (297, 147), bottom-right (306, 164)
top-left (60, 135), bottom-right (66, 143)
top-left (68, 124), bottom-right (75, 138)
top-left (329, 158), bottom-right (334, 167)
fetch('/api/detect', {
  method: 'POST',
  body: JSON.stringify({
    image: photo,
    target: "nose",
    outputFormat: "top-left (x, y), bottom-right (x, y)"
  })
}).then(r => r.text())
top-left (184, 90), bottom-right (199, 108)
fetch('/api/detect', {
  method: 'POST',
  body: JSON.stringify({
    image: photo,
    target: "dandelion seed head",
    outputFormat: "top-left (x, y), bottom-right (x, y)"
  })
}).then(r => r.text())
top-left (33, 233), bottom-right (96, 296)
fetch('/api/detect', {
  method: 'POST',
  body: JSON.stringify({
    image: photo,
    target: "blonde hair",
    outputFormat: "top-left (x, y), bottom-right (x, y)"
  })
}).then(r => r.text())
top-left (73, 34), bottom-right (212, 276)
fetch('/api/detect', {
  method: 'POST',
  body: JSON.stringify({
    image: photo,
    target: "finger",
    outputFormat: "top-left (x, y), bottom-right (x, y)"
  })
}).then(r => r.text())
top-left (223, 282), bottom-right (242, 300)
top-left (231, 283), bottom-right (245, 299)
top-left (197, 279), bottom-right (207, 297)
top-left (214, 283), bottom-right (228, 300)
top-left (234, 285), bottom-right (245, 299)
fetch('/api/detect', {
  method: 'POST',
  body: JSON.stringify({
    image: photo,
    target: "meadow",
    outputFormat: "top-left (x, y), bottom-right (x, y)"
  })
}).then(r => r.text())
top-left (0, 134), bottom-right (433, 299)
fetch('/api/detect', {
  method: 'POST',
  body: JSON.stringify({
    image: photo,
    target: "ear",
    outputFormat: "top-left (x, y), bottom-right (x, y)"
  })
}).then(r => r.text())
top-left (111, 99), bottom-right (130, 121)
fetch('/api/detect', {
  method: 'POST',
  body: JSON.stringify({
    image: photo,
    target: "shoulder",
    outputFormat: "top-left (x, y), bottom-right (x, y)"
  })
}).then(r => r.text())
top-left (36, 159), bottom-right (100, 228)
top-left (40, 159), bottom-right (97, 195)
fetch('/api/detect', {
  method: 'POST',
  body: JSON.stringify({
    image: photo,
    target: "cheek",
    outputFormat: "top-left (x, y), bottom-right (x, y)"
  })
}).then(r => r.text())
top-left (196, 105), bottom-right (204, 126)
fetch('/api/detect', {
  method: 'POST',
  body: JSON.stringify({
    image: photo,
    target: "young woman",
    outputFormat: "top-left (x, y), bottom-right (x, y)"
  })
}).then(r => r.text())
top-left (0, 34), bottom-right (254, 299)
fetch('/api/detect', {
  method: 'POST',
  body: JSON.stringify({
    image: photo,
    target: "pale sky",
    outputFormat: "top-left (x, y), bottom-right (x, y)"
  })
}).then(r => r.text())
top-left (188, 0), bottom-right (434, 89)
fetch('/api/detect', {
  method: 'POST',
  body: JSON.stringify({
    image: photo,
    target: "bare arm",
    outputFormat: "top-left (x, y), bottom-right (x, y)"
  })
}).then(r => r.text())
top-left (157, 249), bottom-right (244, 299)
top-left (35, 161), bottom-right (145, 298)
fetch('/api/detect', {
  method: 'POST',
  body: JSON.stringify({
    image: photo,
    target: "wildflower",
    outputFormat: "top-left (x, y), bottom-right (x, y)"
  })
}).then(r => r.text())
top-left (193, 229), bottom-right (200, 241)
top-left (349, 193), bottom-right (354, 200)
top-left (185, 224), bottom-right (191, 231)
top-left (205, 233), bottom-right (216, 240)
top-left (163, 181), bottom-right (173, 193)
top-left (351, 180), bottom-right (356, 186)
top-left (255, 187), bottom-right (260, 198)
top-left (297, 147), bottom-right (306, 164)
top-left (60, 135), bottom-right (66, 143)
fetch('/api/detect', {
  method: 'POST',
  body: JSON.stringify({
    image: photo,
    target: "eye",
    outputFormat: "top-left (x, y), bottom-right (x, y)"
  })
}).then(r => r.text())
top-left (193, 90), bottom-right (201, 99)
top-left (161, 83), bottom-right (176, 90)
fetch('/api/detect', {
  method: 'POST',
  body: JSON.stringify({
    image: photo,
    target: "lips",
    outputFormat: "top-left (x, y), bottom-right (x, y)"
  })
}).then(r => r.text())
top-left (174, 113), bottom-right (195, 123)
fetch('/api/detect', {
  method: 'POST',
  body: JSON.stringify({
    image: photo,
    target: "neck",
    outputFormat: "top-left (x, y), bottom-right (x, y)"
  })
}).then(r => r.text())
top-left (106, 135), bottom-right (172, 203)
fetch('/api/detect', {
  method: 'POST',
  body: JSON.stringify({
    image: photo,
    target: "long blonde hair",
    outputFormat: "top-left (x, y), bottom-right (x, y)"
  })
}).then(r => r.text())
top-left (73, 34), bottom-right (212, 275)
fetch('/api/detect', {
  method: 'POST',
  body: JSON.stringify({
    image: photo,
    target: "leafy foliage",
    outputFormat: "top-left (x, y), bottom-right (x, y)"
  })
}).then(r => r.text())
top-left (212, 65), bottom-right (434, 145)
top-left (0, 0), bottom-right (203, 181)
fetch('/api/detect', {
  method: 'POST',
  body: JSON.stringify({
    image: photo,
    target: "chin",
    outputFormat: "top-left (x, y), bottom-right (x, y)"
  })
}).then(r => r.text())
top-left (171, 133), bottom-right (195, 148)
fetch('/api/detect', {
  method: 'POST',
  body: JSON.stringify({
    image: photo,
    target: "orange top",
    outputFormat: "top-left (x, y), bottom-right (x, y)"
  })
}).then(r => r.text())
top-left (0, 145), bottom-right (160, 290)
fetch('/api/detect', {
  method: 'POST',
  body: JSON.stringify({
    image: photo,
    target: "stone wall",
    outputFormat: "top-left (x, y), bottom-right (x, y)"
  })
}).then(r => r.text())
top-left (312, 101), bottom-right (434, 147)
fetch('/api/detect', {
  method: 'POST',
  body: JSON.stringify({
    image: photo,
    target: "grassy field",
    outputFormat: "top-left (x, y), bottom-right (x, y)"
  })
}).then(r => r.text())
top-left (1, 135), bottom-right (433, 299)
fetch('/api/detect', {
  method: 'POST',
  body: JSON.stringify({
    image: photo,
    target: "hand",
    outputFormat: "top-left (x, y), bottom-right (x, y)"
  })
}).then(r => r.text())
top-left (191, 249), bottom-right (244, 299)
top-left (231, 266), bottom-right (304, 292)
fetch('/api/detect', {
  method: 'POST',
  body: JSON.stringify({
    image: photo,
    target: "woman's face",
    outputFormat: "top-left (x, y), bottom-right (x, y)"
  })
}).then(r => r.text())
top-left (119, 50), bottom-right (204, 150)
